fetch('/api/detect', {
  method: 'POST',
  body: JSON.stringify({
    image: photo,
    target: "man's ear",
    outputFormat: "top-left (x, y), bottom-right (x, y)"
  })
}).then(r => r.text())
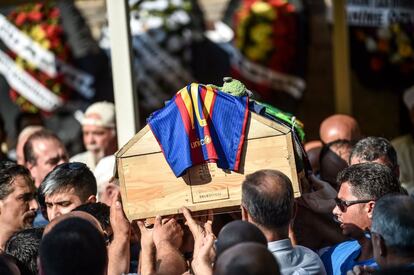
top-left (87, 195), bottom-right (97, 203)
top-left (241, 205), bottom-right (248, 221)
top-left (366, 201), bottom-right (376, 219)
top-left (25, 161), bottom-right (34, 170)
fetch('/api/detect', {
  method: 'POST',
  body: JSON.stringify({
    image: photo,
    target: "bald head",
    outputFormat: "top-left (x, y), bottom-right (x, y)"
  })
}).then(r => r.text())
top-left (16, 126), bottom-right (44, 165)
top-left (214, 242), bottom-right (280, 275)
top-left (43, 211), bottom-right (103, 236)
top-left (241, 170), bottom-right (294, 231)
top-left (319, 114), bottom-right (361, 144)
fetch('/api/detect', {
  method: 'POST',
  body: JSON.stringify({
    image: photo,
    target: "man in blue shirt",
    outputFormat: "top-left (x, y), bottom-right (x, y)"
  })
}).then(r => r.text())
top-left (321, 162), bottom-right (402, 275)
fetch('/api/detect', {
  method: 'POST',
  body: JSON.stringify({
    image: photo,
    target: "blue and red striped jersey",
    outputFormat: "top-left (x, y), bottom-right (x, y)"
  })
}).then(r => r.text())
top-left (148, 83), bottom-right (249, 177)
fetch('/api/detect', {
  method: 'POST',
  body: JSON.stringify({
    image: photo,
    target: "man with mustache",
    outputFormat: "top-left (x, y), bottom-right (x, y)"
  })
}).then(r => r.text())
top-left (0, 162), bottom-right (38, 251)
top-left (321, 163), bottom-right (402, 275)
top-left (71, 101), bottom-right (117, 171)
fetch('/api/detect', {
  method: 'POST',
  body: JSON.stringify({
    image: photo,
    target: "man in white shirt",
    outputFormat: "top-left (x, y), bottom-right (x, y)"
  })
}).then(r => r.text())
top-left (241, 169), bottom-right (327, 275)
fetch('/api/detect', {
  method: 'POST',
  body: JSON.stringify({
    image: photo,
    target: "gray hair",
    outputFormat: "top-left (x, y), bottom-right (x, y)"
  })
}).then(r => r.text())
top-left (40, 162), bottom-right (97, 202)
top-left (371, 195), bottom-right (414, 256)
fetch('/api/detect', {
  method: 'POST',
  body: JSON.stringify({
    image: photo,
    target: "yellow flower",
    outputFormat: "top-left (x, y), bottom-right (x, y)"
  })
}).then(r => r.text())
top-left (245, 46), bottom-right (264, 61)
top-left (391, 23), bottom-right (400, 34)
top-left (15, 57), bottom-right (25, 69)
top-left (251, 2), bottom-right (277, 20)
top-left (40, 40), bottom-right (51, 49)
top-left (250, 23), bottom-right (272, 42)
top-left (399, 44), bottom-right (412, 58)
top-left (52, 83), bottom-right (61, 93)
top-left (30, 25), bottom-right (46, 41)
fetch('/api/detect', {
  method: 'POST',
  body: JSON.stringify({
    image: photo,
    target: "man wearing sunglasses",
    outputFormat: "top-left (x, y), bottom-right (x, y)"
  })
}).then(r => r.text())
top-left (40, 162), bottom-right (97, 221)
top-left (320, 162), bottom-right (402, 275)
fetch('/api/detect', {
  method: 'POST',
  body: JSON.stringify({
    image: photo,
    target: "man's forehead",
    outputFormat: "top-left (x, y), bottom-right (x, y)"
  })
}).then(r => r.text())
top-left (33, 138), bottom-right (64, 152)
top-left (338, 181), bottom-right (357, 198)
top-left (45, 187), bottom-right (80, 202)
top-left (12, 175), bottom-right (35, 189)
top-left (82, 124), bottom-right (109, 132)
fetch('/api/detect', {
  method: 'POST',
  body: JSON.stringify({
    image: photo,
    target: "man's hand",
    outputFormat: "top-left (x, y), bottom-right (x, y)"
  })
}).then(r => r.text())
top-left (346, 265), bottom-right (376, 275)
top-left (136, 220), bottom-right (154, 249)
top-left (153, 216), bottom-right (184, 250)
top-left (136, 220), bottom-right (156, 275)
top-left (182, 207), bottom-right (215, 275)
top-left (107, 190), bottom-right (131, 275)
top-left (110, 191), bottom-right (131, 239)
top-left (191, 233), bottom-right (214, 275)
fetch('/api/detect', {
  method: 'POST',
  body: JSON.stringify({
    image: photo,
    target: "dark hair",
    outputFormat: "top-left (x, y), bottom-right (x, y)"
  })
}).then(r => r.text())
top-left (319, 139), bottom-right (352, 187)
top-left (0, 254), bottom-right (20, 275)
top-left (40, 162), bottom-right (97, 202)
top-left (0, 161), bottom-right (34, 200)
top-left (39, 217), bottom-right (107, 275)
top-left (242, 169), bottom-right (294, 229)
top-left (319, 139), bottom-right (353, 165)
top-left (337, 162), bottom-right (401, 200)
top-left (216, 220), bottom-right (267, 257)
top-left (5, 227), bottom-right (44, 275)
top-left (73, 202), bottom-right (110, 233)
top-left (349, 137), bottom-right (398, 172)
top-left (23, 130), bottom-right (63, 165)
top-left (214, 242), bottom-right (280, 275)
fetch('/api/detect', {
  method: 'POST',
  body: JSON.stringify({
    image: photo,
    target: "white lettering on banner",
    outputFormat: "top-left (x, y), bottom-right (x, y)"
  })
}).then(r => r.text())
top-left (219, 42), bottom-right (305, 99)
top-left (0, 14), bottom-right (95, 99)
top-left (347, 6), bottom-right (414, 26)
top-left (0, 49), bottom-right (63, 111)
top-left (326, 1), bottom-right (414, 27)
top-left (0, 14), bottom-right (57, 76)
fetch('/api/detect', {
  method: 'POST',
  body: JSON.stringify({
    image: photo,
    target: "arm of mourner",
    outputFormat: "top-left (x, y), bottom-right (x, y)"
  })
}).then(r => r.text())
top-left (107, 190), bottom-right (131, 275)
top-left (137, 220), bottom-right (156, 275)
top-left (152, 216), bottom-right (187, 275)
top-left (181, 207), bottom-right (215, 275)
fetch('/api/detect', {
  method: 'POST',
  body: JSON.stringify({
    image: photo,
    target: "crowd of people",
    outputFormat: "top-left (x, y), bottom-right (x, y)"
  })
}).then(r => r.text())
top-left (0, 94), bottom-right (414, 275)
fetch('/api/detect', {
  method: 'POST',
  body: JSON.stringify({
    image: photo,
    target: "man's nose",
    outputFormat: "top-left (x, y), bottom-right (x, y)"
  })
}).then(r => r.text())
top-left (49, 206), bottom-right (61, 221)
top-left (29, 198), bottom-right (39, 211)
top-left (332, 204), bottom-right (341, 216)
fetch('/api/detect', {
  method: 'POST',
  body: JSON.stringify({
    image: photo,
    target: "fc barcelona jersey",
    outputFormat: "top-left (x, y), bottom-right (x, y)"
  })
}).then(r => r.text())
top-left (148, 83), bottom-right (249, 177)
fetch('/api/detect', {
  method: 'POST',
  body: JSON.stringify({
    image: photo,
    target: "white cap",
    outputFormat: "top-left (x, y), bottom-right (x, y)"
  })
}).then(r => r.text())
top-left (82, 101), bottom-right (115, 128)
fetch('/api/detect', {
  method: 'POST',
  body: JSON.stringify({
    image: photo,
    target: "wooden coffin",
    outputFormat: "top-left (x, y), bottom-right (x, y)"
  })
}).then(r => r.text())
top-left (116, 112), bottom-right (301, 220)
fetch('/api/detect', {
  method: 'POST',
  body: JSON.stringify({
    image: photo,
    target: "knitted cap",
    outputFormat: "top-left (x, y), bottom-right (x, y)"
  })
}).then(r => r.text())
top-left (82, 101), bottom-right (115, 128)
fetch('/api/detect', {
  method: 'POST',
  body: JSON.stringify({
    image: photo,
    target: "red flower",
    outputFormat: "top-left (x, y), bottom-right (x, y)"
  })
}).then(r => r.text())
top-left (46, 25), bottom-right (62, 38)
top-left (28, 11), bottom-right (42, 22)
top-left (49, 7), bottom-right (60, 19)
top-left (34, 3), bottom-right (43, 11)
top-left (15, 12), bottom-right (27, 26)
top-left (370, 57), bottom-right (383, 71)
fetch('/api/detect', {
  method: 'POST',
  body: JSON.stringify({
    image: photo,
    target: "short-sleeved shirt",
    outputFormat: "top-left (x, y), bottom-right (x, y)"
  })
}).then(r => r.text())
top-left (321, 240), bottom-right (377, 275)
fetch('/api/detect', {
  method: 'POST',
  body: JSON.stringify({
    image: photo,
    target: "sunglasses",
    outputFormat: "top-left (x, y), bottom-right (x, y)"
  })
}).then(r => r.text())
top-left (334, 197), bottom-right (374, 212)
